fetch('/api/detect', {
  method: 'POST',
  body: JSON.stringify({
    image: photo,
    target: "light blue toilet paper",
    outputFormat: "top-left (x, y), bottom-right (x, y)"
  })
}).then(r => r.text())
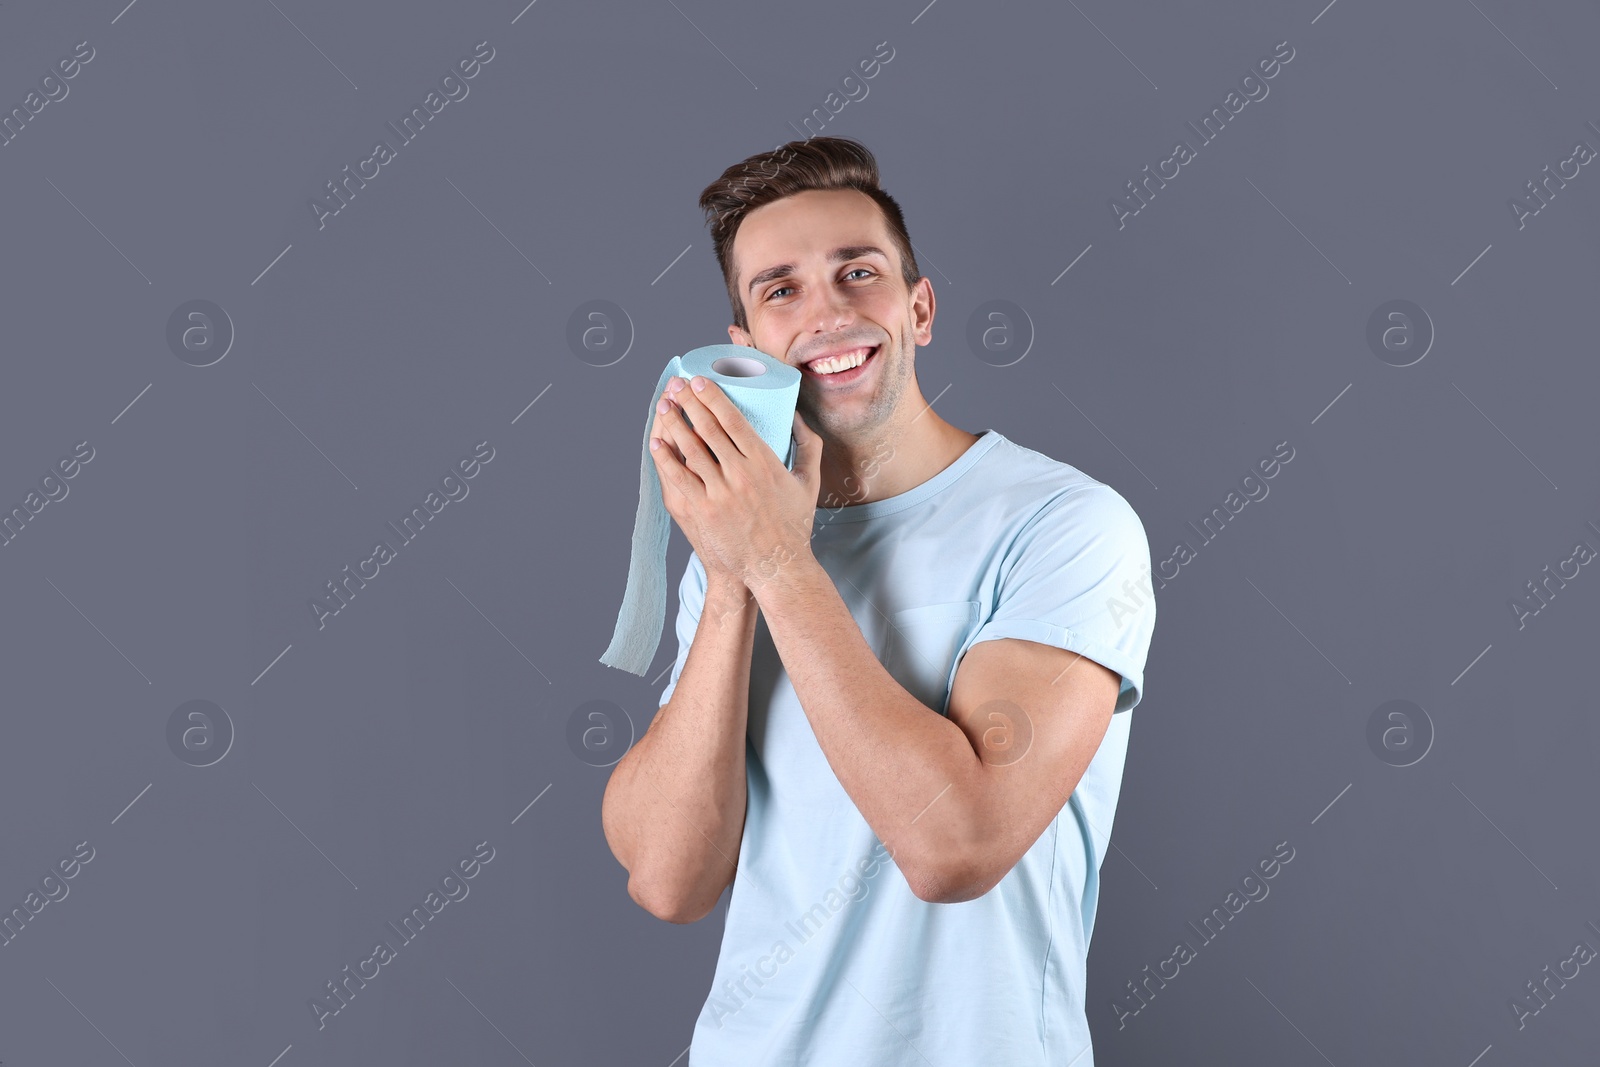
top-left (600, 344), bottom-right (802, 676)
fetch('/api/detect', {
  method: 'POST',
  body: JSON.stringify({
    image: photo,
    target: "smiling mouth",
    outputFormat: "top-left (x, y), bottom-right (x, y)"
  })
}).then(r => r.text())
top-left (801, 345), bottom-right (879, 381)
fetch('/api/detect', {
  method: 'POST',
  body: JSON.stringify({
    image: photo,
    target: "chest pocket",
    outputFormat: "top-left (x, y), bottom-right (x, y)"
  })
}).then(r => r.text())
top-left (883, 600), bottom-right (981, 716)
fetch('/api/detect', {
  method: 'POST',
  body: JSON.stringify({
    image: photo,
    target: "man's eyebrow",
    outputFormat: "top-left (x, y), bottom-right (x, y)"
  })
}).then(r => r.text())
top-left (745, 245), bottom-right (890, 297)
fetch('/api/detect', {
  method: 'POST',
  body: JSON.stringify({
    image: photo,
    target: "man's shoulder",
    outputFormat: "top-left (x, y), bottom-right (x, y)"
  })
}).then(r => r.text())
top-left (974, 430), bottom-right (1138, 524)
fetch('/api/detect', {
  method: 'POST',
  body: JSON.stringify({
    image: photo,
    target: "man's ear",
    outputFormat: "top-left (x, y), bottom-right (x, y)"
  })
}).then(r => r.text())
top-left (911, 276), bottom-right (935, 347)
top-left (728, 323), bottom-right (753, 347)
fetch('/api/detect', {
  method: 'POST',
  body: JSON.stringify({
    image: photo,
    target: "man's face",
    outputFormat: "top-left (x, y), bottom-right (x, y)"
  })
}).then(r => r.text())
top-left (728, 188), bottom-right (933, 441)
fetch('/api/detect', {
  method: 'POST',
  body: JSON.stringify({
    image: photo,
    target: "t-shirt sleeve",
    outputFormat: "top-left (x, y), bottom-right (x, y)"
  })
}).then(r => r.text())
top-left (657, 550), bottom-right (707, 708)
top-left (967, 484), bottom-right (1156, 712)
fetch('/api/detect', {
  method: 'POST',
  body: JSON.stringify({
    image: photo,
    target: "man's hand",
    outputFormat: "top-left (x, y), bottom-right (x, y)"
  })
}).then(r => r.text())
top-left (649, 375), bottom-right (823, 589)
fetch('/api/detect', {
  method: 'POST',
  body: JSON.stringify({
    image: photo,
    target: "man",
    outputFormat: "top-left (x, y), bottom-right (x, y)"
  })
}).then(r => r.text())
top-left (601, 136), bottom-right (1158, 1066)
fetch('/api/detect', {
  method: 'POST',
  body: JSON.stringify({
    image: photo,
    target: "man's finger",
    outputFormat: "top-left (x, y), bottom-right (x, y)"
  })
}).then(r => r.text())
top-left (668, 383), bottom-right (739, 465)
top-left (650, 429), bottom-right (701, 498)
top-left (683, 378), bottom-right (761, 458)
top-left (658, 397), bottom-right (717, 479)
top-left (648, 405), bottom-right (675, 456)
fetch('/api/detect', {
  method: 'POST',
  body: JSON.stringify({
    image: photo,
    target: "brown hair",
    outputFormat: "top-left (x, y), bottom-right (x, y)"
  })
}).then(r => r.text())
top-left (698, 137), bottom-right (921, 333)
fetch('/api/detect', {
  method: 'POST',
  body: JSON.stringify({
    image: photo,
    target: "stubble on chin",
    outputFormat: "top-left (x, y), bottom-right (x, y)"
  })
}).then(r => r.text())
top-left (803, 340), bottom-right (904, 435)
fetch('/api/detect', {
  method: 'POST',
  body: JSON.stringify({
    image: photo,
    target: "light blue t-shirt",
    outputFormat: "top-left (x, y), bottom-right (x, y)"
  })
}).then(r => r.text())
top-left (658, 428), bottom-right (1157, 1066)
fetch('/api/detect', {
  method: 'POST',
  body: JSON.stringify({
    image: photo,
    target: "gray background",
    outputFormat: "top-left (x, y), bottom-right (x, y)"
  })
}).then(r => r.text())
top-left (1, 0), bottom-right (1596, 1064)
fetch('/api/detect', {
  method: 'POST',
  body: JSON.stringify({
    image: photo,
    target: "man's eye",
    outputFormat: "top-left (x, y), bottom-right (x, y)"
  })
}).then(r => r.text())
top-left (767, 270), bottom-right (870, 301)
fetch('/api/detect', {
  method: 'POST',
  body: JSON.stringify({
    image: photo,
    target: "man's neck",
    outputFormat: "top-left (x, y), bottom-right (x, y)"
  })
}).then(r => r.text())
top-left (814, 413), bottom-right (981, 509)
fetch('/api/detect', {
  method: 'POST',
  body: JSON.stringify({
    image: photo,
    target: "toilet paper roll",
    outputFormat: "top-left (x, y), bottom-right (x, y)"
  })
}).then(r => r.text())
top-left (600, 344), bottom-right (802, 676)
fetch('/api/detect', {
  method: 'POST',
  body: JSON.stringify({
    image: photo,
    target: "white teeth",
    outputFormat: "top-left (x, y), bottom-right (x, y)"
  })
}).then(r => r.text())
top-left (809, 347), bottom-right (872, 375)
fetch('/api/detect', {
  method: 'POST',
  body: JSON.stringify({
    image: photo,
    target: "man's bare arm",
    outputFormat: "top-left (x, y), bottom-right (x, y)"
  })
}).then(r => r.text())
top-left (749, 556), bottom-right (1119, 904)
top-left (601, 580), bottom-right (757, 923)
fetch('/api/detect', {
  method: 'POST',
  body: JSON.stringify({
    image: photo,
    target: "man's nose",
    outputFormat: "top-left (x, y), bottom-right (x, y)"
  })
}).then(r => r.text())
top-left (806, 285), bottom-right (856, 334)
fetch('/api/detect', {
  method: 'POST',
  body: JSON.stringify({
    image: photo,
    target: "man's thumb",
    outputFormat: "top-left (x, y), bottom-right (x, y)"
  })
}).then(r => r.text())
top-left (791, 411), bottom-right (823, 481)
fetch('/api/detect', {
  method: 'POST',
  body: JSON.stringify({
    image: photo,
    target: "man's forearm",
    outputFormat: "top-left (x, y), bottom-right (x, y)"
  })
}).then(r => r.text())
top-left (601, 578), bottom-right (757, 921)
top-left (749, 556), bottom-right (987, 899)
